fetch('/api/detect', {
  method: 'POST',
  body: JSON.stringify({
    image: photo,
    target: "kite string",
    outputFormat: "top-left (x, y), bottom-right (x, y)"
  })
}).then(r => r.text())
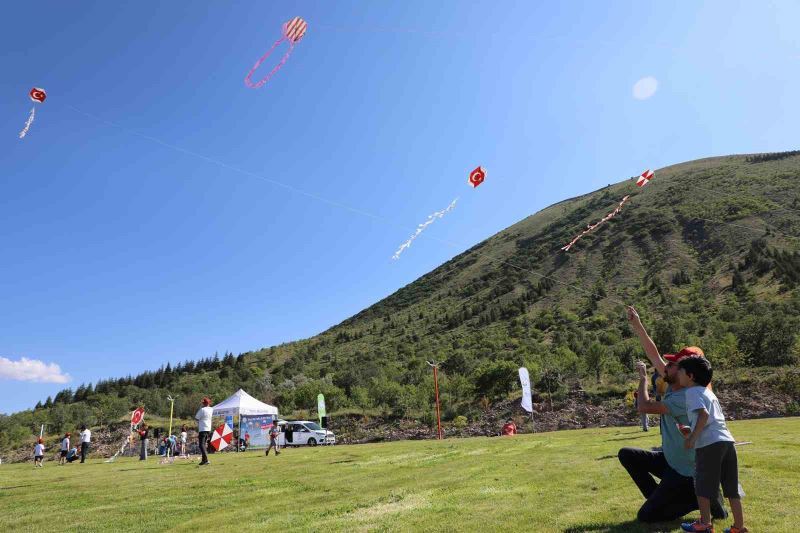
top-left (244, 37), bottom-right (294, 88)
top-left (18, 106), bottom-right (35, 139)
top-left (64, 106), bottom-right (795, 309)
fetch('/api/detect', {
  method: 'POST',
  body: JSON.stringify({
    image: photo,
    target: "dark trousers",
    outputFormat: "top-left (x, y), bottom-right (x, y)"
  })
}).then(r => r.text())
top-left (618, 447), bottom-right (726, 523)
top-left (80, 442), bottom-right (89, 463)
top-left (199, 431), bottom-right (210, 463)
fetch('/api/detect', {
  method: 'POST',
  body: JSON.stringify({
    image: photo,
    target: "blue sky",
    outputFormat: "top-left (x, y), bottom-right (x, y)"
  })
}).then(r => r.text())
top-left (2, 1), bottom-right (799, 414)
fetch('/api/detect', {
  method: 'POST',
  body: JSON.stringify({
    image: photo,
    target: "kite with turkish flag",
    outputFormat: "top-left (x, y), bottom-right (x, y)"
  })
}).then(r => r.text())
top-left (468, 166), bottom-right (486, 188)
top-left (636, 169), bottom-right (654, 187)
top-left (130, 407), bottom-right (145, 428)
top-left (210, 423), bottom-right (233, 451)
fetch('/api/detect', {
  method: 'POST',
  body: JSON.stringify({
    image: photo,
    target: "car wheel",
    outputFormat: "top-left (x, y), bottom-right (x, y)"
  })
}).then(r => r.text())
top-left (307, 438), bottom-right (317, 447)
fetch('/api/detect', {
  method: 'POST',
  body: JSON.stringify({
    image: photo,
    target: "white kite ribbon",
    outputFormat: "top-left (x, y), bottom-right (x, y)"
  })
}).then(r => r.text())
top-left (18, 107), bottom-right (35, 139)
top-left (392, 198), bottom-right (458, 260)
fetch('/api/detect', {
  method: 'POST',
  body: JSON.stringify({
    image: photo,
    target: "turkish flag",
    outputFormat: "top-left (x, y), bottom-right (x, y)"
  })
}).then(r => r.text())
top-left (468, 166), bottom-right (486, 188)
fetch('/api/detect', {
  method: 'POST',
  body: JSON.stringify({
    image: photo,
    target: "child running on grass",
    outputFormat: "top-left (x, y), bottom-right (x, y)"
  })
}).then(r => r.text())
top-left (678, 356), bottom-right (747, 533)
top-left (34, 438), bottom-right (45, 467)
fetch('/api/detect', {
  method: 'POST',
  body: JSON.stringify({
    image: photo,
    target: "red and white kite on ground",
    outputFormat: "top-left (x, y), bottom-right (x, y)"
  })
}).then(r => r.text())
top-left (244, 17), bottom-right (308, 89)
top-left (19, 87), bottom-right (46, 139)
top-left (468, 166), bottom-right (486, 188)
top-left (210, 424), bottom-right (233, 451)
top-left (130, 407), bottom-right (145, 428)
top-left (636, 169), bottom-right (654, 187)
top-left (561, 195), bottom-right (631, 252)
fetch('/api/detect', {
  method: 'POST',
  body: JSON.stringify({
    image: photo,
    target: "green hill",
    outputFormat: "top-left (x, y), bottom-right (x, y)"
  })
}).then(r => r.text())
top-left (3, 151), bottom-right (800, 451)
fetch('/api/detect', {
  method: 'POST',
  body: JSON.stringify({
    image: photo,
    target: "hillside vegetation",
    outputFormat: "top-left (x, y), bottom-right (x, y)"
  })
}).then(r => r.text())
top-left (3, 152), bottom-right (800, 451)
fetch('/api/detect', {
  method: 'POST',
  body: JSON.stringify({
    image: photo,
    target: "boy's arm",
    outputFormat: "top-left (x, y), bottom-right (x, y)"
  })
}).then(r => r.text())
top-left (636, 361), bottom-right (669, 415)
top-left (627, 307), bottom-right (666, 376)
top-left (685, 409), bottom-right (709, 449)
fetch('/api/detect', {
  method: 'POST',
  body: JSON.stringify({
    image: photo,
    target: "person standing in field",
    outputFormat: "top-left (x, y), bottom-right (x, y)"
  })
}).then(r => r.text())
top-left (138, 423), bottom-right (149, 461)
top-left (195, 397), bottom-right (213, 466)
top-left (79, 425), bottom-right (91, 463)
top-left (34, 438), bottom-right (45, 467)
top-left (59, 433), bottom-right (70, 465)
top-left (265, 422), bottom-right (280, 456)
top-left (180, 425), bottom-right (188, 457)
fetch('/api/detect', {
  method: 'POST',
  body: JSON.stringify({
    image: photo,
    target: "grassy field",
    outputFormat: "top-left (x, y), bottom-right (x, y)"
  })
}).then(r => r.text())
top-left (2, 418), bottom-right (797, 532)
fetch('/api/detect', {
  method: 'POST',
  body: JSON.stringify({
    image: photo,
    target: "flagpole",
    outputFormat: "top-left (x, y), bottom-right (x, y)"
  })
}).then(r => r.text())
top-left (427, 360), bottom-right (443, 440)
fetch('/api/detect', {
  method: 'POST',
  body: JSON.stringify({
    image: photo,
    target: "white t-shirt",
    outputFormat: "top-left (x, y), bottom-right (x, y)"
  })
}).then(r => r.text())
top-left (685, 385), bottom-right (735, 448)
top-left (61, 437), bottom-right (70, 451)
top-left (195, 406), bottom-right (214, 432)
top-left (34, 443), bottom-right (45, 456)
top-left (180, 431), bottom-right (187, 443)
top-left (81, 429), bottom-right (91, 443)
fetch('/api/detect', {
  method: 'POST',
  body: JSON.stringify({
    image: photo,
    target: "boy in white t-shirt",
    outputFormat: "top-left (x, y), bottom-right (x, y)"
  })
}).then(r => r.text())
top-left (59, 433), bottom-right (71, 465)
top-left (678, 356), bottom-right (748, 533)
top-left (34, 438), bottom-right (45, 467)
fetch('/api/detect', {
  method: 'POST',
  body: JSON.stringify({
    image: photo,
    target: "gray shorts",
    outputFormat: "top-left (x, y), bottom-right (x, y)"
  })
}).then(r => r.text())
top-left (695, 441), bottom-right (739, 499)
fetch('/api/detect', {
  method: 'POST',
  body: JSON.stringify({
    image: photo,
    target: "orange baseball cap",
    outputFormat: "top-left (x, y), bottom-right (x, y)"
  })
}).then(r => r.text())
top-left (664, 346), bottom-right (704, 363)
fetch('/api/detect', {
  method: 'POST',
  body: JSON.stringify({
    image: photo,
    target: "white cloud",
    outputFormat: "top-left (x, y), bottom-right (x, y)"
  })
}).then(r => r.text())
top-left (0, 356), bottom-right (71, 383)
top-left (632, 76), bottom-right (659, 100)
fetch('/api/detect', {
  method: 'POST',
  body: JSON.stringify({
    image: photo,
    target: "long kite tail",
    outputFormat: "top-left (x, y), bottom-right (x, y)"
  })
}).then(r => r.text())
top-left (244, 37), bottom-right (295, 88)
top-left (18, 107), bottom-right (35, 139)
top-left (393, 198), bottom-right (459, 260)
top-left (561, 195), bottom-right (631, 252)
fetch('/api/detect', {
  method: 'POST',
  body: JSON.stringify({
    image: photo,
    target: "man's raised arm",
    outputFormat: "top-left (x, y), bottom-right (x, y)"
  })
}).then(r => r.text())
top-left (627, 306), bottom-right (666, 377)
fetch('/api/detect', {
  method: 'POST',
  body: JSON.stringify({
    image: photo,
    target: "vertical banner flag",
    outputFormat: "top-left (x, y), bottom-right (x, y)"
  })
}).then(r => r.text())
top-left (317, 394), bottom-right (326, 426)
top-left (519, 367), bottom-right (533, 413)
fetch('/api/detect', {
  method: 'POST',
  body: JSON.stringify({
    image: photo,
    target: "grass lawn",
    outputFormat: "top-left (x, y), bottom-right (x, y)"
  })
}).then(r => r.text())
top-left (2, 417), bottom-right (797, 532)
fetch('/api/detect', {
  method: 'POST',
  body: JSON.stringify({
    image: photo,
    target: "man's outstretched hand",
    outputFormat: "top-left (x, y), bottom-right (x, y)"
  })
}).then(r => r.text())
top-left (635, 360), bottom-right (648, 380)
top-left (627, 306), bottom-right (641, 325)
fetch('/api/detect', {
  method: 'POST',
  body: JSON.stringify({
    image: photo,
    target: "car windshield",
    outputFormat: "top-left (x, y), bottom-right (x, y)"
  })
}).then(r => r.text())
top-left (305, 422), bottom-right (322, 431)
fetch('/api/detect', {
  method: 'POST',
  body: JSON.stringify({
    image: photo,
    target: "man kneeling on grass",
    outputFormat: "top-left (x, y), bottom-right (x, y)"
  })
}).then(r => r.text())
top-left (618, 307), bottom-right (726, 523)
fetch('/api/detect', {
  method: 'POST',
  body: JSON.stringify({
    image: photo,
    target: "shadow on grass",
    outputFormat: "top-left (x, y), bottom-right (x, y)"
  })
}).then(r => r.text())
top-left (604, 433), bottom-right (652, 442)
top-left (564, 519), bottom-right (683, 532)
top-left (0, 484), bottom-right (34, 490)
top-left (595, 454), bottom-right (617, 461)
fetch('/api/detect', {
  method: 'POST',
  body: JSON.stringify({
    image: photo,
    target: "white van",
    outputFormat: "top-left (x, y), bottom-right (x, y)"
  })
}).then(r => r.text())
top-left (277, 420), bottom-right (335, 447)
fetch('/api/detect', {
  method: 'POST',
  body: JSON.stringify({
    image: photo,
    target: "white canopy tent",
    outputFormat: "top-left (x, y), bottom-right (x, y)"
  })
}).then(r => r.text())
top-left (211, 389), bottom-right (278, 417)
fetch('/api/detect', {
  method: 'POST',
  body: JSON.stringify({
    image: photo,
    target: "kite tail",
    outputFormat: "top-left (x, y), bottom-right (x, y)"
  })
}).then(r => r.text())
top-left (244, 37), bottom-right (295, 88)
top-left (18, 106), bottom-right (35, 139)
top-left (392, 198), bottom-right (459, 260)
top-left (560, 195), bottom-right (631, 252)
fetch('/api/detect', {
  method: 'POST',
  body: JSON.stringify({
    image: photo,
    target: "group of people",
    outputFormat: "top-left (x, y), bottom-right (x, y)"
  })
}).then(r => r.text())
top-left (35, 425), bottom-right (91, 467)
top-left (620, 306), bottom-right (748, 533)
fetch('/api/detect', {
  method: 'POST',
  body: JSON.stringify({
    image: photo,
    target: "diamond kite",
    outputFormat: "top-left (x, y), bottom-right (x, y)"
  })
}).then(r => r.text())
top-left (468, 166), bottom-right (486, 188)
top-left (561, 195), bottom-right (631, 252)
top-left (210, 423), bottom-right (233, 451)
top-left (19, 87), bottom-right (46, 139)
top-left (636, 169), bottom-right (653, 187)
top-left (244, 17), bottom-right (308, 89)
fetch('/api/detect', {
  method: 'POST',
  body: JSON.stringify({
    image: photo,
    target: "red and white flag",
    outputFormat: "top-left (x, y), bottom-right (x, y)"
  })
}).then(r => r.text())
top-left (636, 169), bottom-right (653, 187)
top-left (468, 166), bottom-right (486, 188)
top-left (210, 424), bottom-right (233, 451)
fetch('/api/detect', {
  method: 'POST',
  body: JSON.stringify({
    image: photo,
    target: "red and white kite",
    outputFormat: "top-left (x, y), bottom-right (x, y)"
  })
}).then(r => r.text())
top-left (245, 17), bottom-right (308, 89)
top-left (19, 87), bottom-right (46, 139)
top-left (468, 166), bottom-right (486, 188)
top-left (210, 423), bottom-right (233, 451)
top-left (130, 407), bottom-right (145, 428)
top-left (561, 195), bottom-right (631, 252)
top-left (636, 169), bottom-right (653, 187)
